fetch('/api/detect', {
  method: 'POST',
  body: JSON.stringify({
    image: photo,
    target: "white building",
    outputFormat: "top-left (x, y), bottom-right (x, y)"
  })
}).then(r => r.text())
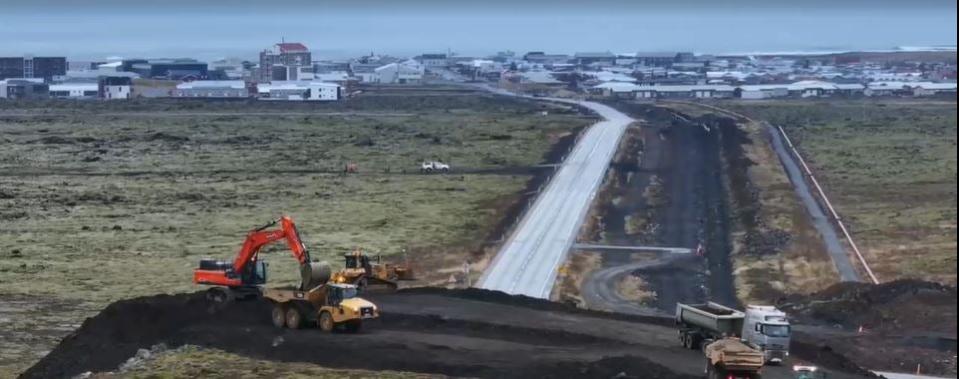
top-left (738, 84), bottom-right (790, 99)
top-left (172, 80), bottom-right (249, 98)
top-left (652, 84), bottom-right (735, 99)
top-left (49, 83), bottom-right (99, 98)
top-left (257, 81), bottom-right (341, 101)
top-left (374, 62), bottom-right (425, 84)
top-left (99, 77), bottom-right (133, 100)
top-left (912, 82), bottom-right (957, 96)
top-left (416, 54), bottom-right (448, 68)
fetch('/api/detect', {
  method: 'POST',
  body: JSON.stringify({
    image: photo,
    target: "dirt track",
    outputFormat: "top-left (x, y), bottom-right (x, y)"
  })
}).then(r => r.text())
top-left (21, 288), bottom-right (873, 379)
top-left (581, 104), bottom-right (737, 315)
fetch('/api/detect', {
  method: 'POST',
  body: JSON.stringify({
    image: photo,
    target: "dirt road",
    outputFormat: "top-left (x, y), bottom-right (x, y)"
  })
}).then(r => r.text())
top-left (581, 104), bottom-right (737, 315)
top-left (21, 289), bottom-right (872, 379)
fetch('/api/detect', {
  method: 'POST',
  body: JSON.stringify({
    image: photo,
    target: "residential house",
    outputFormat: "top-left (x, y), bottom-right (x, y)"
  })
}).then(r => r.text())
top-left (99, 76), bottom-right (133, 99)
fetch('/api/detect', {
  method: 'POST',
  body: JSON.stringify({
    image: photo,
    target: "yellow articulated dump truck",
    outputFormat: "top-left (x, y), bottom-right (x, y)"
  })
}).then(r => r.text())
top-left (263, 261), bottom-right (379, 332)
top-left (703, 337), bottom-right (765, 379)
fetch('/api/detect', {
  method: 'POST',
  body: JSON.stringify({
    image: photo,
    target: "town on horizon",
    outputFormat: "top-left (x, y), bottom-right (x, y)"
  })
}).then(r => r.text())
top-left (2, 40), bottom-right (956, 101)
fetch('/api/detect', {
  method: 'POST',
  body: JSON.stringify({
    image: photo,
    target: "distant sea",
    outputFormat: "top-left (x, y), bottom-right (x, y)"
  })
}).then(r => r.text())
top-left (1, 4), bottom-right (955, 61)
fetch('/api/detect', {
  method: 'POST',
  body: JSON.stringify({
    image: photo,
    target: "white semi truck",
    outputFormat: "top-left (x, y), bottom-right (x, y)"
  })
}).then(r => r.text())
top-left (742, 305), bottom-right (791, 363)
top-left (676, 302), bottom-right (791, 364)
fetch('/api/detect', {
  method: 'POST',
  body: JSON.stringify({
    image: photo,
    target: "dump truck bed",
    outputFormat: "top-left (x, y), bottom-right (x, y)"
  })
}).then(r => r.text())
top-left (704, 338), bottom-right (765, 372)
top-left (676, 302), bottom-right (745, 337)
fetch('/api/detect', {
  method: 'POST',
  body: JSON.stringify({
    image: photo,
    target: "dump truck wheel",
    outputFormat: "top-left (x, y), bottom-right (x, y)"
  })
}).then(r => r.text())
top-left (319, 311), bottom-right (334, 332)
top-left (356, 277), bottom-right (369, 292)
top-left (271, 304), bottom-right (287, 328)
top-left (285, 307), bottom-right (303, 329)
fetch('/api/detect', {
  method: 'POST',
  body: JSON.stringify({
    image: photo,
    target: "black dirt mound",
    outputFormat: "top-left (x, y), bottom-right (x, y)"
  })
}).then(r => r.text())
top-left (18, 292), bottom-right (246, 378)
top-left (521, 356), bottom-right (700, 379)
top-left (779, 279), bottom-right (957, 333)
top-left (23, 288), bottom-right (691, 379)
top-left (790, 340), bottom-right (879, 377)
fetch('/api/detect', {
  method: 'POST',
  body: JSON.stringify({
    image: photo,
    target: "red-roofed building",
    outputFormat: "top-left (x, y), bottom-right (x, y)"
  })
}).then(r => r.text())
top-left (259, 41), bottom-right (312, 82)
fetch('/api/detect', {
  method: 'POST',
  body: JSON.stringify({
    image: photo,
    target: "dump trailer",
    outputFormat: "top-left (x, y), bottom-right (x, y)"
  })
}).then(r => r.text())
top-left (262, 261), bottom-right (379, 332)
top-left (704, 338), bottom-right (765, 379)
top-left (676, 302), bottom-right (746, 350)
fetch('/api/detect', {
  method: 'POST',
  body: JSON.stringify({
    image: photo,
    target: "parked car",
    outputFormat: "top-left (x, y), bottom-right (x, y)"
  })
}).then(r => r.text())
top-left (420, 161), bottom-right (450, 173)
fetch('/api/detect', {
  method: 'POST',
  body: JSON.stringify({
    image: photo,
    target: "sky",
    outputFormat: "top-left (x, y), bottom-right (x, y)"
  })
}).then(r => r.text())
top-left (1, 0), bottom-right (956, 61)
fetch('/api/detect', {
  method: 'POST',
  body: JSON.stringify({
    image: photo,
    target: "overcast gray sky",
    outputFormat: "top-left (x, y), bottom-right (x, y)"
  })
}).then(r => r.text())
top-left (1, 0), bottom-right (956, 60)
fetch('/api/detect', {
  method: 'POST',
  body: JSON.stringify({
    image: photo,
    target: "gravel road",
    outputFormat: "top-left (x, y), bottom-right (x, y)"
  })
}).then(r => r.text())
top-left (478, 100), bottom-right (634, 298)
top-left (767, 123), bottom-right (860, 282)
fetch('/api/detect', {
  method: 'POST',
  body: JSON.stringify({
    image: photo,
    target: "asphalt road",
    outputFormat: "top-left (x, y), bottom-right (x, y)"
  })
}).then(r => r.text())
top-left (478, 99), bottom-right (634, 298)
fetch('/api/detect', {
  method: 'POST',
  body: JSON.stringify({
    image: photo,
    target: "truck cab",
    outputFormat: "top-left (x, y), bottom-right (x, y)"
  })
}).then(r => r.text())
top-left (742, 305), bottom-right (791, 364)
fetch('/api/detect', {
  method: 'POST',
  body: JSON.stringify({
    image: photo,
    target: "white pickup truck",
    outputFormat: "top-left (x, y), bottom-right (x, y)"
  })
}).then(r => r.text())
top-left (420, 161), bottom-right (451, 173)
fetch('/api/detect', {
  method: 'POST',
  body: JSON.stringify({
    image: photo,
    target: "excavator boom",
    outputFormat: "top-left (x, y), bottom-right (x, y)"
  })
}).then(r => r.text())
top-left (193, 216), bottom-right (313, 289)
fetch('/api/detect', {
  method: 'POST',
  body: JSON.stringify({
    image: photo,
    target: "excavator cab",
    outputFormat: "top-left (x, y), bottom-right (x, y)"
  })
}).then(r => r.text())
top-left (241, 260), bottom-right (268, 286)
top-left (197, 259), bottom-right (267, 286)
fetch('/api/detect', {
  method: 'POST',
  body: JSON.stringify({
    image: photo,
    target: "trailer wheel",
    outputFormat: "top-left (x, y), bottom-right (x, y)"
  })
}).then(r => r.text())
top-left (271, 303), bottom-right (287, 328)
top-left (285, 307), bottom-right (303, 329)
top-left (319, 311), bottom-right (334, 332)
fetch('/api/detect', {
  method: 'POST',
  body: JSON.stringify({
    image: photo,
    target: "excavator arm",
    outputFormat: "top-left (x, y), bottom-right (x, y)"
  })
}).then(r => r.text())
top-left (231, 216), bottom-right (310, 272)
top-left (193, 215), bottom-right (312, 288)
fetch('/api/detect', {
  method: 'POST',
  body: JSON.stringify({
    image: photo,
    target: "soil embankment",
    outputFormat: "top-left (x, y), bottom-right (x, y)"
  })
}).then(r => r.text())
top-left (21, 289), bottom-right (697, 379)
top-left (23, 288), bottom-right (874, 379)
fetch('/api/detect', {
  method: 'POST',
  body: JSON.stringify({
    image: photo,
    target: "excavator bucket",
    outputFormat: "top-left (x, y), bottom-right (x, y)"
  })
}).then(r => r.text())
top-left (300, 261), bottom-right (332, 290)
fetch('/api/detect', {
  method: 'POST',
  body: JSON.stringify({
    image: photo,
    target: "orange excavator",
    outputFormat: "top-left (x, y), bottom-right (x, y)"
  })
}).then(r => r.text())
top-left (193, 215), bottom-right (327, 302)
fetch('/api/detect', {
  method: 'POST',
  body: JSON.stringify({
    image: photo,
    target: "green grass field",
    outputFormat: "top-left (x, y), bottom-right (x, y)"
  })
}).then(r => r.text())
top-left (0, 94), bottom-right (592, 376)
top-left (725, 100), bottom-right (957, 285)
